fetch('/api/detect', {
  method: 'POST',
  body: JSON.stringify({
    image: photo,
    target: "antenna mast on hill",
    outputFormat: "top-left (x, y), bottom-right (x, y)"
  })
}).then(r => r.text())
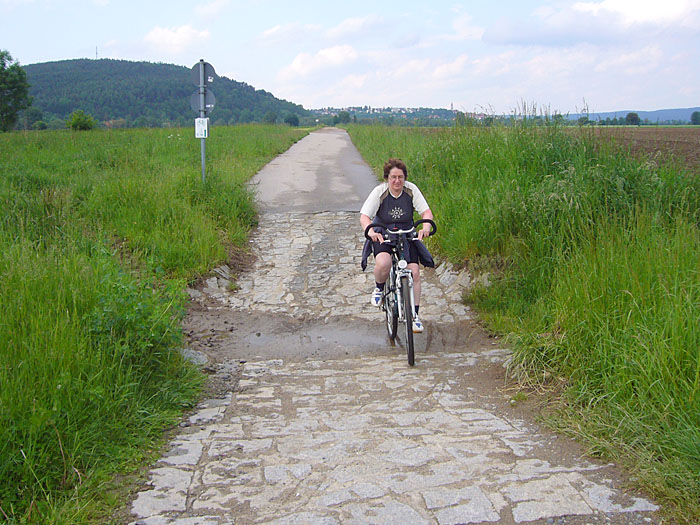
top-left (95, 47), bottom-right (98, 60)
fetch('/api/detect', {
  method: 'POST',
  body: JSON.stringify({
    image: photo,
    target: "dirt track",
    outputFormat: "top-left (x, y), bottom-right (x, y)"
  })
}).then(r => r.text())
top-left (127, 128), bottom-right (663, 524)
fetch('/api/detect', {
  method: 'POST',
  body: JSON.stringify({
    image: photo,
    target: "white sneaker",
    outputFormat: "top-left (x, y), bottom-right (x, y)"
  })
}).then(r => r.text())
top-left (412, 316), bottom-right (424, 333)
top-left (371, 287), bottom-right (382, 307)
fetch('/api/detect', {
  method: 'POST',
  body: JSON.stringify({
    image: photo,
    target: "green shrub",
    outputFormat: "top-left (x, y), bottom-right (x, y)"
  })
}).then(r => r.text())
top-left (66, 110), bottom-right (97, 130)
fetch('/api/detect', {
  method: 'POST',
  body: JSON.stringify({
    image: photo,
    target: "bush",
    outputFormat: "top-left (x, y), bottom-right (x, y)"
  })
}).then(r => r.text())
top-left (263, 111), bottom-right (277, 124)
top-left (284, 114), bottom-right (299, 127)
top-left (691, 111), bottom-right (700, 125)
top-left (47, 118), bottom-right (66, 130)
top-left (66, 110), bottom-right (97, 130)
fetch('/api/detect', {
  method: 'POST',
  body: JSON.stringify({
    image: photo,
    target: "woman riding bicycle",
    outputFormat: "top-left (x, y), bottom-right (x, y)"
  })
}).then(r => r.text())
top-left (360, 158), bottom-right (434, 333)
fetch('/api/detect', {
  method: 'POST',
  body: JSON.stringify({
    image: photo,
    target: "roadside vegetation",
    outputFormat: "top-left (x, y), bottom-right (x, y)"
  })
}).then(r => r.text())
top-left (0, 124), bottom-right (307, 523)
top-left (347, 122), bottom-right (700, 523)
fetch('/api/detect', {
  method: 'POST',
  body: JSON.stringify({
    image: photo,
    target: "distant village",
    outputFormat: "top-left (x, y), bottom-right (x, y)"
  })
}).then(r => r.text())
top-left (309, 106), bottom-right (474, 126)
top-left (308, 105), bottom-right (700, 127)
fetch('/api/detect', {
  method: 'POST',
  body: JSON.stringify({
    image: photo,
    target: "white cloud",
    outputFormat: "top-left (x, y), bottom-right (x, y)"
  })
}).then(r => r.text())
top-left (262, 24), bottom-right (285, 38)
top-left (392, 58), bottom-right (431, 78)
top-left (522, 46), bottom-right (596, 79)
top-left (260, 22), bottom-right (323, 43)
top-left (339, 73), bottom-right (368, 91)
top-left (486, 0), bottom-right (700, 47)
top-left (471, 51), bottom-right (516, 76)
top-left (446, 14), bottom-right (484, 41)
top-left (144, 25), bottom-right (210, 54)
top-left (573, 0), bottom-right (700, 25)
top-left (325, 15), bottom-right (383, 39)
top-left (279, 45), bottom-right (358, 80)
top-left (433, 54), bottom-right (470, 79)
top-left (593, 45), bottom-right (663, 74)
top-left (431, 12), bottom-right (484, 46)
top-left (195, 0), bottom-right (230, 18)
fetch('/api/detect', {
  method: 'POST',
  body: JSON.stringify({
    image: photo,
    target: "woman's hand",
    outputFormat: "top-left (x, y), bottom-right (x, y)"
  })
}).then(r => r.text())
top-left (369, 229), bottom-right (384, 243)
top-left (418, 209), bottom-right (434, 240)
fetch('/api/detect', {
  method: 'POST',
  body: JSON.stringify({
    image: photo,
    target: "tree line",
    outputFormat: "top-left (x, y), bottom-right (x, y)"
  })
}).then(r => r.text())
top-left (580, 111), bottom-right (700, 126)
top-left (5, 56), bottom-right (309, 130)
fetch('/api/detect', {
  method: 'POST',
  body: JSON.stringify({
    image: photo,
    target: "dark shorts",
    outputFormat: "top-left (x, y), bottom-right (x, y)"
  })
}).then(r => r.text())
top-left (372, 239), bottom-right (419, 264)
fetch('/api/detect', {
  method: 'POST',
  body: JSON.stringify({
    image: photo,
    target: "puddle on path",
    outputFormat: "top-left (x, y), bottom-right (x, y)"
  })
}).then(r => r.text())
top-left (185, 308), bottom-right (483, 364)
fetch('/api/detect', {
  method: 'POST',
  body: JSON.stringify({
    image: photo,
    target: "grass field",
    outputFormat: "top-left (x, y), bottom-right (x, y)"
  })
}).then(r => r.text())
top-left (0, 124), bottom-right (307, 523)
top-left (2, 122), bottom-right (698, 523)
top-left (347, 122), bottom-right (700, 523)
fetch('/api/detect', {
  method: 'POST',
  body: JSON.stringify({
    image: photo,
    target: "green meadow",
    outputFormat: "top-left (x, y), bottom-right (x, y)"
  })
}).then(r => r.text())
top-left (347, 123), bottom-right (700, 523)
top-left (2, 121), bottom-right (698, 523)
top-left (0, 125), bottom-right (307, 523)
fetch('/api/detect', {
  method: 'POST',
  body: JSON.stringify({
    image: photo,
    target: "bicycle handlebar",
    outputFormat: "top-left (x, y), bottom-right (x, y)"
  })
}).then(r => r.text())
top-left (363, 219), bottom-right (437, 240)
top-left (414, 219), bottom-right (438, 235)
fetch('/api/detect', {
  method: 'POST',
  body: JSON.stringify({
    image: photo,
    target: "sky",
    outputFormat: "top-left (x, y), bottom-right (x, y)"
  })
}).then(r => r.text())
top-left (2, 0), bottom-right (699, 114)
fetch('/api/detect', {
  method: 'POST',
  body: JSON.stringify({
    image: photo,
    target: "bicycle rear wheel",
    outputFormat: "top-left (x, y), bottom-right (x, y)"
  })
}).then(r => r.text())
top-left (400, 276), bottom-right (415, 366)
top-left (384, 285), bottom-right (398, 340)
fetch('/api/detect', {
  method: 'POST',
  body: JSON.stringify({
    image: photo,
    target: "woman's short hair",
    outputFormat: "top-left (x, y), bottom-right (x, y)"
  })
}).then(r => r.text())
top-left (383, 158), bottom-right (408, 180)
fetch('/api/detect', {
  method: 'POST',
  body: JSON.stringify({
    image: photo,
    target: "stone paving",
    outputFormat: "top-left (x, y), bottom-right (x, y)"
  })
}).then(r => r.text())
top-left (188, 211), bottom-right (471, 325)
top-left (128, 128), bottom-right (661, 524)
top-left (129, 209), bottom-right (661, 525)
top-left (131, 354), bottom-right (658, 525)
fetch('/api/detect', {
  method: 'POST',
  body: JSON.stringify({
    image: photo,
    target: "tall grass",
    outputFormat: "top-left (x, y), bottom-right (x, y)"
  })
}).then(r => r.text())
top-left (0, 124), bottom-right (307, 522)
top-left (347, 122), bottom-right (700, 522)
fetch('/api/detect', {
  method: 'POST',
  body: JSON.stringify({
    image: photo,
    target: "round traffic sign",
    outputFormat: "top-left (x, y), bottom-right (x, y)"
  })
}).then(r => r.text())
top-left (190, 90), bottom-right (216, 115)
top-left (191, 61), bottom-right (217, 86)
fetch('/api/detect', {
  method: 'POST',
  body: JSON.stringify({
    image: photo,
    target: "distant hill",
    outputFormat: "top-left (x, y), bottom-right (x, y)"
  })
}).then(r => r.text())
top-left (569, 106), bottom-right (700, 124)
top-left (23, 59), bottom-right (308, 126)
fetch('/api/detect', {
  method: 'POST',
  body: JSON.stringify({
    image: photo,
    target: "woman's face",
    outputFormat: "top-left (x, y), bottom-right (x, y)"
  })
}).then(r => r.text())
top-left (387, 167), bottom-right (406, 194)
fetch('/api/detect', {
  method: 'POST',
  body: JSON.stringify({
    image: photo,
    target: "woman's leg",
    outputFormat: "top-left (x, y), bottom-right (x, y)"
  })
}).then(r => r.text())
top-left (374, 252), bottom-right (392, 284)
top-left (408, 263), bottom-right (420, 307)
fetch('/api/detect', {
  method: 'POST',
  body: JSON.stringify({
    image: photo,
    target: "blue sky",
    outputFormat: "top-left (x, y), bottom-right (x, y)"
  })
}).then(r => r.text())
top-left (2, 0), bottom-right (699, 113)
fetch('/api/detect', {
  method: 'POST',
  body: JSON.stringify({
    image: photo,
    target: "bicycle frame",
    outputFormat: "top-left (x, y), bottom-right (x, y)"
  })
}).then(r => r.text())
top-left (385, 231), bottom-right (415, 324)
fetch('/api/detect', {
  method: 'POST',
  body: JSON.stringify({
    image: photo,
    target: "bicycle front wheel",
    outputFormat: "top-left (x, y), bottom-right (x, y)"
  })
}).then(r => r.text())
top-left (400, 275), bottom-right (415, 366)
top-left (384, 286), bottom-right (398, 340)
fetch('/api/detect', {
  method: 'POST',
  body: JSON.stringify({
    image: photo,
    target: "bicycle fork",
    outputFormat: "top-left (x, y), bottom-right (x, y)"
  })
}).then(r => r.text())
top-left (396, 270), bottom-right (416, 322)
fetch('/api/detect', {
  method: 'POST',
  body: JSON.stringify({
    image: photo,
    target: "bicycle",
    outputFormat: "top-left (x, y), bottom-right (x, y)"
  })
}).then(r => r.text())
top-left (364, 218), bottom-right (437, 366)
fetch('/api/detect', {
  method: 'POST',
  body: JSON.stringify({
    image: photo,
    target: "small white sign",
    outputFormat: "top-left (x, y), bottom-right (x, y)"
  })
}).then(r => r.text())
top-left (195, 118), bottom-right (209, 138)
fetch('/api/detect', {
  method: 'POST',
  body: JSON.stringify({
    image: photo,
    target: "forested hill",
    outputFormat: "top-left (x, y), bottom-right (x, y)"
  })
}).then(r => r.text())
top-left (24, 59), bottom-right (309, 127)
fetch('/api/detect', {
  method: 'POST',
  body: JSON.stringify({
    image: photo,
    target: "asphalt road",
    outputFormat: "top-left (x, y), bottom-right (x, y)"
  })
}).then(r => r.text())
top-left (248, 127), bottom-right (378, 213)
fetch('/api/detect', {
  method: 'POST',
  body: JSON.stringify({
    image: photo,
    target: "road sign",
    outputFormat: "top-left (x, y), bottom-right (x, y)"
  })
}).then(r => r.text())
top-left (191, 60), bottom-right (217, 184)
top-left (191, 61), bottom-right (217, 86)
top-left (195, 118), bottom-right (209, 139)
top-left (190, 90), bottom-right (216, 115)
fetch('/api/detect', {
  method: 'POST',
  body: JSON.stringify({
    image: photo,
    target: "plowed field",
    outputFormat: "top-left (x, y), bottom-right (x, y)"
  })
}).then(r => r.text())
top-left (595, 126), bottom-right (700, 171)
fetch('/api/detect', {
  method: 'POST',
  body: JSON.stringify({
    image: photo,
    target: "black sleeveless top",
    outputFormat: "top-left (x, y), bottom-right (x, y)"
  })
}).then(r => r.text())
top-left (376, 190), bottom-right (414, 230)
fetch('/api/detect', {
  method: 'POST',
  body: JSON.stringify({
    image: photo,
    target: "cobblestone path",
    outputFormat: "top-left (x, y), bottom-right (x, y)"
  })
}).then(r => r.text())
top-left (188, 211), bottom-right (469, 324)
top-left (128, 129), bottom-right (661, 524)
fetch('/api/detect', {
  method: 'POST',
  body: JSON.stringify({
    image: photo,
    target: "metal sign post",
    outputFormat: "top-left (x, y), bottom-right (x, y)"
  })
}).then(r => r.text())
top-left (190, 60), bottom-right (216, 183)
top-left (199, 61), bottom-right (206, 183)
